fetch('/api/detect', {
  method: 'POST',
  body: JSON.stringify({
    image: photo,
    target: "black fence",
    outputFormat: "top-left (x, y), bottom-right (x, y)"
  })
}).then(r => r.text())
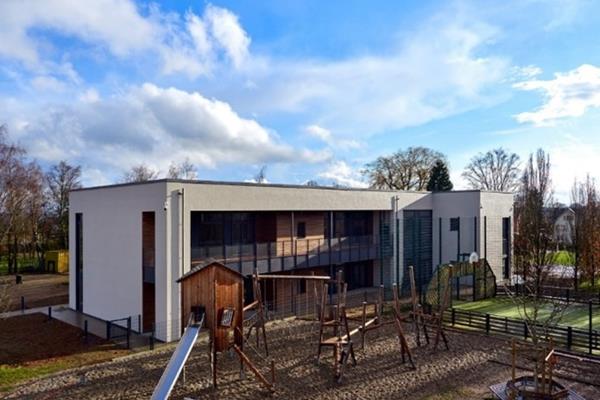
top-left (106, 316), bottom-right (131, 349)
top-left (446, 308), bottom-right (599, 355)
top-left (498, 284), bottom-right (600, 305)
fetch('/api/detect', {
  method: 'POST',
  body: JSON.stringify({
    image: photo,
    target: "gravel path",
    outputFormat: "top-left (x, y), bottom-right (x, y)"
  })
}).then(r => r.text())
top-left (4, 320), bottom-right (598, 400)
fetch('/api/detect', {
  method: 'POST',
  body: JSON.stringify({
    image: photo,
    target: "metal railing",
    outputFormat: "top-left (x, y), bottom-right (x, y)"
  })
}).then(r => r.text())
top-left (190, 234), bottom-right (389, 274)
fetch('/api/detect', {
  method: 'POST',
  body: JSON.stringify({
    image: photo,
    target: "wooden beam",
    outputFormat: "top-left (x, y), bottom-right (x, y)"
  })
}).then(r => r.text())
top-left (231, 344), bottom-right (274, 391)
top-left (342, 317), bottom-right (377, 340)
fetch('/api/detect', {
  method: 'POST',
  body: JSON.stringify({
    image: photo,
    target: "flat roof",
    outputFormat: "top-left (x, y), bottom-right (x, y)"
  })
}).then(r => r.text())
top-left (71, 178), bottom-right (513, 195)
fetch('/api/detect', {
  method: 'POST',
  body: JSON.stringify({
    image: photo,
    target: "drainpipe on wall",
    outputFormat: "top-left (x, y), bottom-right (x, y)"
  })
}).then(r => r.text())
top-left (178, 188), bottom-right (184, 277)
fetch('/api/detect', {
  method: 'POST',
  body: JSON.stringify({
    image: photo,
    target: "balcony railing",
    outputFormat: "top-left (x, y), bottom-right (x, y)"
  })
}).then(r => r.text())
top-left (191, 234), bottom-right (390, 275)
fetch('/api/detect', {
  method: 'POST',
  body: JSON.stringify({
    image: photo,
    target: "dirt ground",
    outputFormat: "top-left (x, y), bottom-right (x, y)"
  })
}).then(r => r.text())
top-left (1, 274), bottom-right (69, 311)
top-left (0, 313), bottom-right (130, 393)
top-left (0, 313), bottom-right (125, 365)
top-left (3, 319), bottom-right (599, 400)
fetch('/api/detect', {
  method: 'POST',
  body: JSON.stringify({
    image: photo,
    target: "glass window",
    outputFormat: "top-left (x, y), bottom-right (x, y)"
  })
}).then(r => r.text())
top-left (297, 222), bottom-right (306, 239)
top-left (450, 218), bottom-right (459, 232)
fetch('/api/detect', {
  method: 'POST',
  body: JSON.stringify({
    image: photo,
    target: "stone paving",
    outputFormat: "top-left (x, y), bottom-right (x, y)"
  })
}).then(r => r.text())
top-left (4, 320), bottom-right (599, 400)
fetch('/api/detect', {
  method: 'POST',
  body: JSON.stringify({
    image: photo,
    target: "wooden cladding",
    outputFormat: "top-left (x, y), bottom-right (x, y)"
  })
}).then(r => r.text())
top-left (179, 262), bottom-right (244, 352)
top-left (142, 212), bottom-right (155, 269)
top-left (142, 211), bottom-right (155, 333)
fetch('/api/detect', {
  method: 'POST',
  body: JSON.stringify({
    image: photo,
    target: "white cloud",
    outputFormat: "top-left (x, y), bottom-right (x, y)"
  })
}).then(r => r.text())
top-left (204, 4), bottom-right (250, 69)
top-left (548, 134), bottom-right (600, 201)
top-left (318, 161), bottom-right (368, 188)
top-left (218, 12), bottom-right (509, 136)
top-left (305, 124), bottom-right (361, 149)
top-left (514, 64), bottom-right (600, 126)
top-left (0, 1), bottom-right (251, 79)
top-left (7, 84), bottom-right (330, 182)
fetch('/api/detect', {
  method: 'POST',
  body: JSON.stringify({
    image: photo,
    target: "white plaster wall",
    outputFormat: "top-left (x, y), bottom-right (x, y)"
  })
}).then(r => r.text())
top-left (177, 182), bottom-right (400, 211)
top-left (431, 191), bottom-right (481, 268)
top-left (69, 182), bottom-right (168, 337)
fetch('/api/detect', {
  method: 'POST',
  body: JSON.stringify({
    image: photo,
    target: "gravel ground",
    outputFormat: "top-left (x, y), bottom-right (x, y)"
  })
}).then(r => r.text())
top-left (3, 320), bottom-right (599, 400)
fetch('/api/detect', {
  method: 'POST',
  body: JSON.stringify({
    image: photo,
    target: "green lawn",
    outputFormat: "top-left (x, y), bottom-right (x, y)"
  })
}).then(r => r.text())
top-left (453, 297), bottom-right (599, 330)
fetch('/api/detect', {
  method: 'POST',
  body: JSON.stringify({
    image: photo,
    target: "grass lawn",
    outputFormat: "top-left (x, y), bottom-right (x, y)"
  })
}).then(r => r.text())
top-left (453, 297), bottom-right (600, 330)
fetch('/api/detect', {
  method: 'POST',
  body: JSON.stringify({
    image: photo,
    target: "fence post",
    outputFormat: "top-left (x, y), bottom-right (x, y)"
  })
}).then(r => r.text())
top-left (456, 277), bottom-right (460, 300)
top-left (451, 308), bottom-right (456, 326)
top-left (21, 296), bottom-right (25, 311)
top-left (138, 314), bottom-right (141, 333)
top-left (589, 300), bottom-right (593, 355)
top-left (106, 321), bottom-right (111, 340)
top-left (567, 326), bottom-right (572, 350)
top-left (127, 316), bottom-right (132, 349)
top-left (47, 306), bottom-right (52, 320)
top-left (150, 323), bottom-right (155, 350)
top-left (485, 313), bottom-right (490, 334)
top-left (523, 322), bottom-right (528, 340)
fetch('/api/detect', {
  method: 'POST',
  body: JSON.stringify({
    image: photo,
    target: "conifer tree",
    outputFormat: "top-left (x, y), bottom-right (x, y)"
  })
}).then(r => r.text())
top-left (426, 160), bottom-right (453, 191)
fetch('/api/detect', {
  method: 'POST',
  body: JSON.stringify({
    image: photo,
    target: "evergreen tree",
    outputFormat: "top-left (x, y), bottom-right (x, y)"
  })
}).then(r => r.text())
top-left (426, 160), bottom-right (453, 191)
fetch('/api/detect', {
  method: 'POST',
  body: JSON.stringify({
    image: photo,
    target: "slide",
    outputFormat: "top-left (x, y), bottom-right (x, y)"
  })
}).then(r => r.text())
top-left (151, 320), bottom-right (203, 400)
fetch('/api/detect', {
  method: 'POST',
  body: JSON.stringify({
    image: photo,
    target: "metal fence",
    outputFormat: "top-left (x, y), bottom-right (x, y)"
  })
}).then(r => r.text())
top-left (446, 307), bottom-right (600, 355)
top-left (106, 316), bottom-right (131, 349)
top-left (498, 284), bottom-right (600, 305)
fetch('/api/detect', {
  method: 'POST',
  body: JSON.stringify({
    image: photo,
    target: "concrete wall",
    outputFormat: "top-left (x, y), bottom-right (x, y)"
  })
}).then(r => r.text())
top-left (71, 180), bottom-right (513, 342)
top-left (69, 182), bottom-right (168, 338)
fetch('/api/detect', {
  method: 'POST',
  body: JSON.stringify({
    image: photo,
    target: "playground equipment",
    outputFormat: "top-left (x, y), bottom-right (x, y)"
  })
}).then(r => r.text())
top-left (409, 265), bottom-right (451, 350)
top-left (490, 339), bottom-right (585, 400)
top-left (152, 261), bottom-right (275, 398)
top-left (317, 270), bottom-right (416, 382)
top-left (151, 313), bottom-right (204, 400)
top-left (316, 270), bottom-right (356, 382)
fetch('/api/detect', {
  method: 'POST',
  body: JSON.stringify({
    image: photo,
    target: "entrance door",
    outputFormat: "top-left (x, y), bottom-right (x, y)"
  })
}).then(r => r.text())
top-left (403, 210), bottom-right (433, 297)
top-left (75, 213), bottom-right (83, 312)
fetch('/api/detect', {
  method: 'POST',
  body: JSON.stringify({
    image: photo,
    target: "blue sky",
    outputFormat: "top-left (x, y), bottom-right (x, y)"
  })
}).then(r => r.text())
top-left (1, 0), bottom-right (600, 201)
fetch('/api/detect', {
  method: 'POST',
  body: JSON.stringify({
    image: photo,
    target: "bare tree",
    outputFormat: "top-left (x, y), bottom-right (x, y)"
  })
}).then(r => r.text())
top-left (570, 175), bottom-right (599, 288)
top-left (305, 180), bottom-right (319, 187)
top-left (122, 164), bottom-right (160, 183)
top-left (508, 149), bottom-right (568, 390)
top-left (254, 166), bottom-right (267, 184)
top-left (0, 124), bottom-right (26, 245)
top-left (167, 159), bottom-right (198, 180)
top-left (514, 149), bottom-right (553, 276)
top-left (363, 147), bottom-right (445, 190)
top-left (462, 148), bottom-right (520, 192)
top-left (46, 161), bottom-right (81, 249)
top-left (0, 279), bottom-right (12, 316)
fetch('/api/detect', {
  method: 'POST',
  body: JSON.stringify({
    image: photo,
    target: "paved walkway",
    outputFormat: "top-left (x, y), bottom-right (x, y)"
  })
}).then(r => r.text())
top-left (1, 305), bottom-right (150, 348)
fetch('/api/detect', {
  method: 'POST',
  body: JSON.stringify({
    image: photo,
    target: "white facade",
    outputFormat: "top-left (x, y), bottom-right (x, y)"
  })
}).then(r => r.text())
top-left (69, 180), bottom-right (513, 341)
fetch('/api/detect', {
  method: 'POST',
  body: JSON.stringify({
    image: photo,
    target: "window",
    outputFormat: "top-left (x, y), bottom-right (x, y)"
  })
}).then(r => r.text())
top-left (297, 222), bottom-right (306, 239)
top-left (450, 218), bottom-right (459, 232)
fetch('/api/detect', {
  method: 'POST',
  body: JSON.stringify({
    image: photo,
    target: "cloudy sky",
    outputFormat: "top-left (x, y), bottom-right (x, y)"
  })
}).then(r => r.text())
top-left (1, 0), bottom-right (599, 200)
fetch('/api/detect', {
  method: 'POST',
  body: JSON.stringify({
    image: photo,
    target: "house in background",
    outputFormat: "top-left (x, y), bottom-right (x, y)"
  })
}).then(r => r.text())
top-left (545, 207), bottom-right (576, 248)
top-left (69, 180), bottom-right (513, 341)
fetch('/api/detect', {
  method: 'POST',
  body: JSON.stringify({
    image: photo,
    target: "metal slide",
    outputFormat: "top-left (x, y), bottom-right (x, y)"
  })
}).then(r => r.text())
top-left (151, 317), bottom-right (203, 400)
